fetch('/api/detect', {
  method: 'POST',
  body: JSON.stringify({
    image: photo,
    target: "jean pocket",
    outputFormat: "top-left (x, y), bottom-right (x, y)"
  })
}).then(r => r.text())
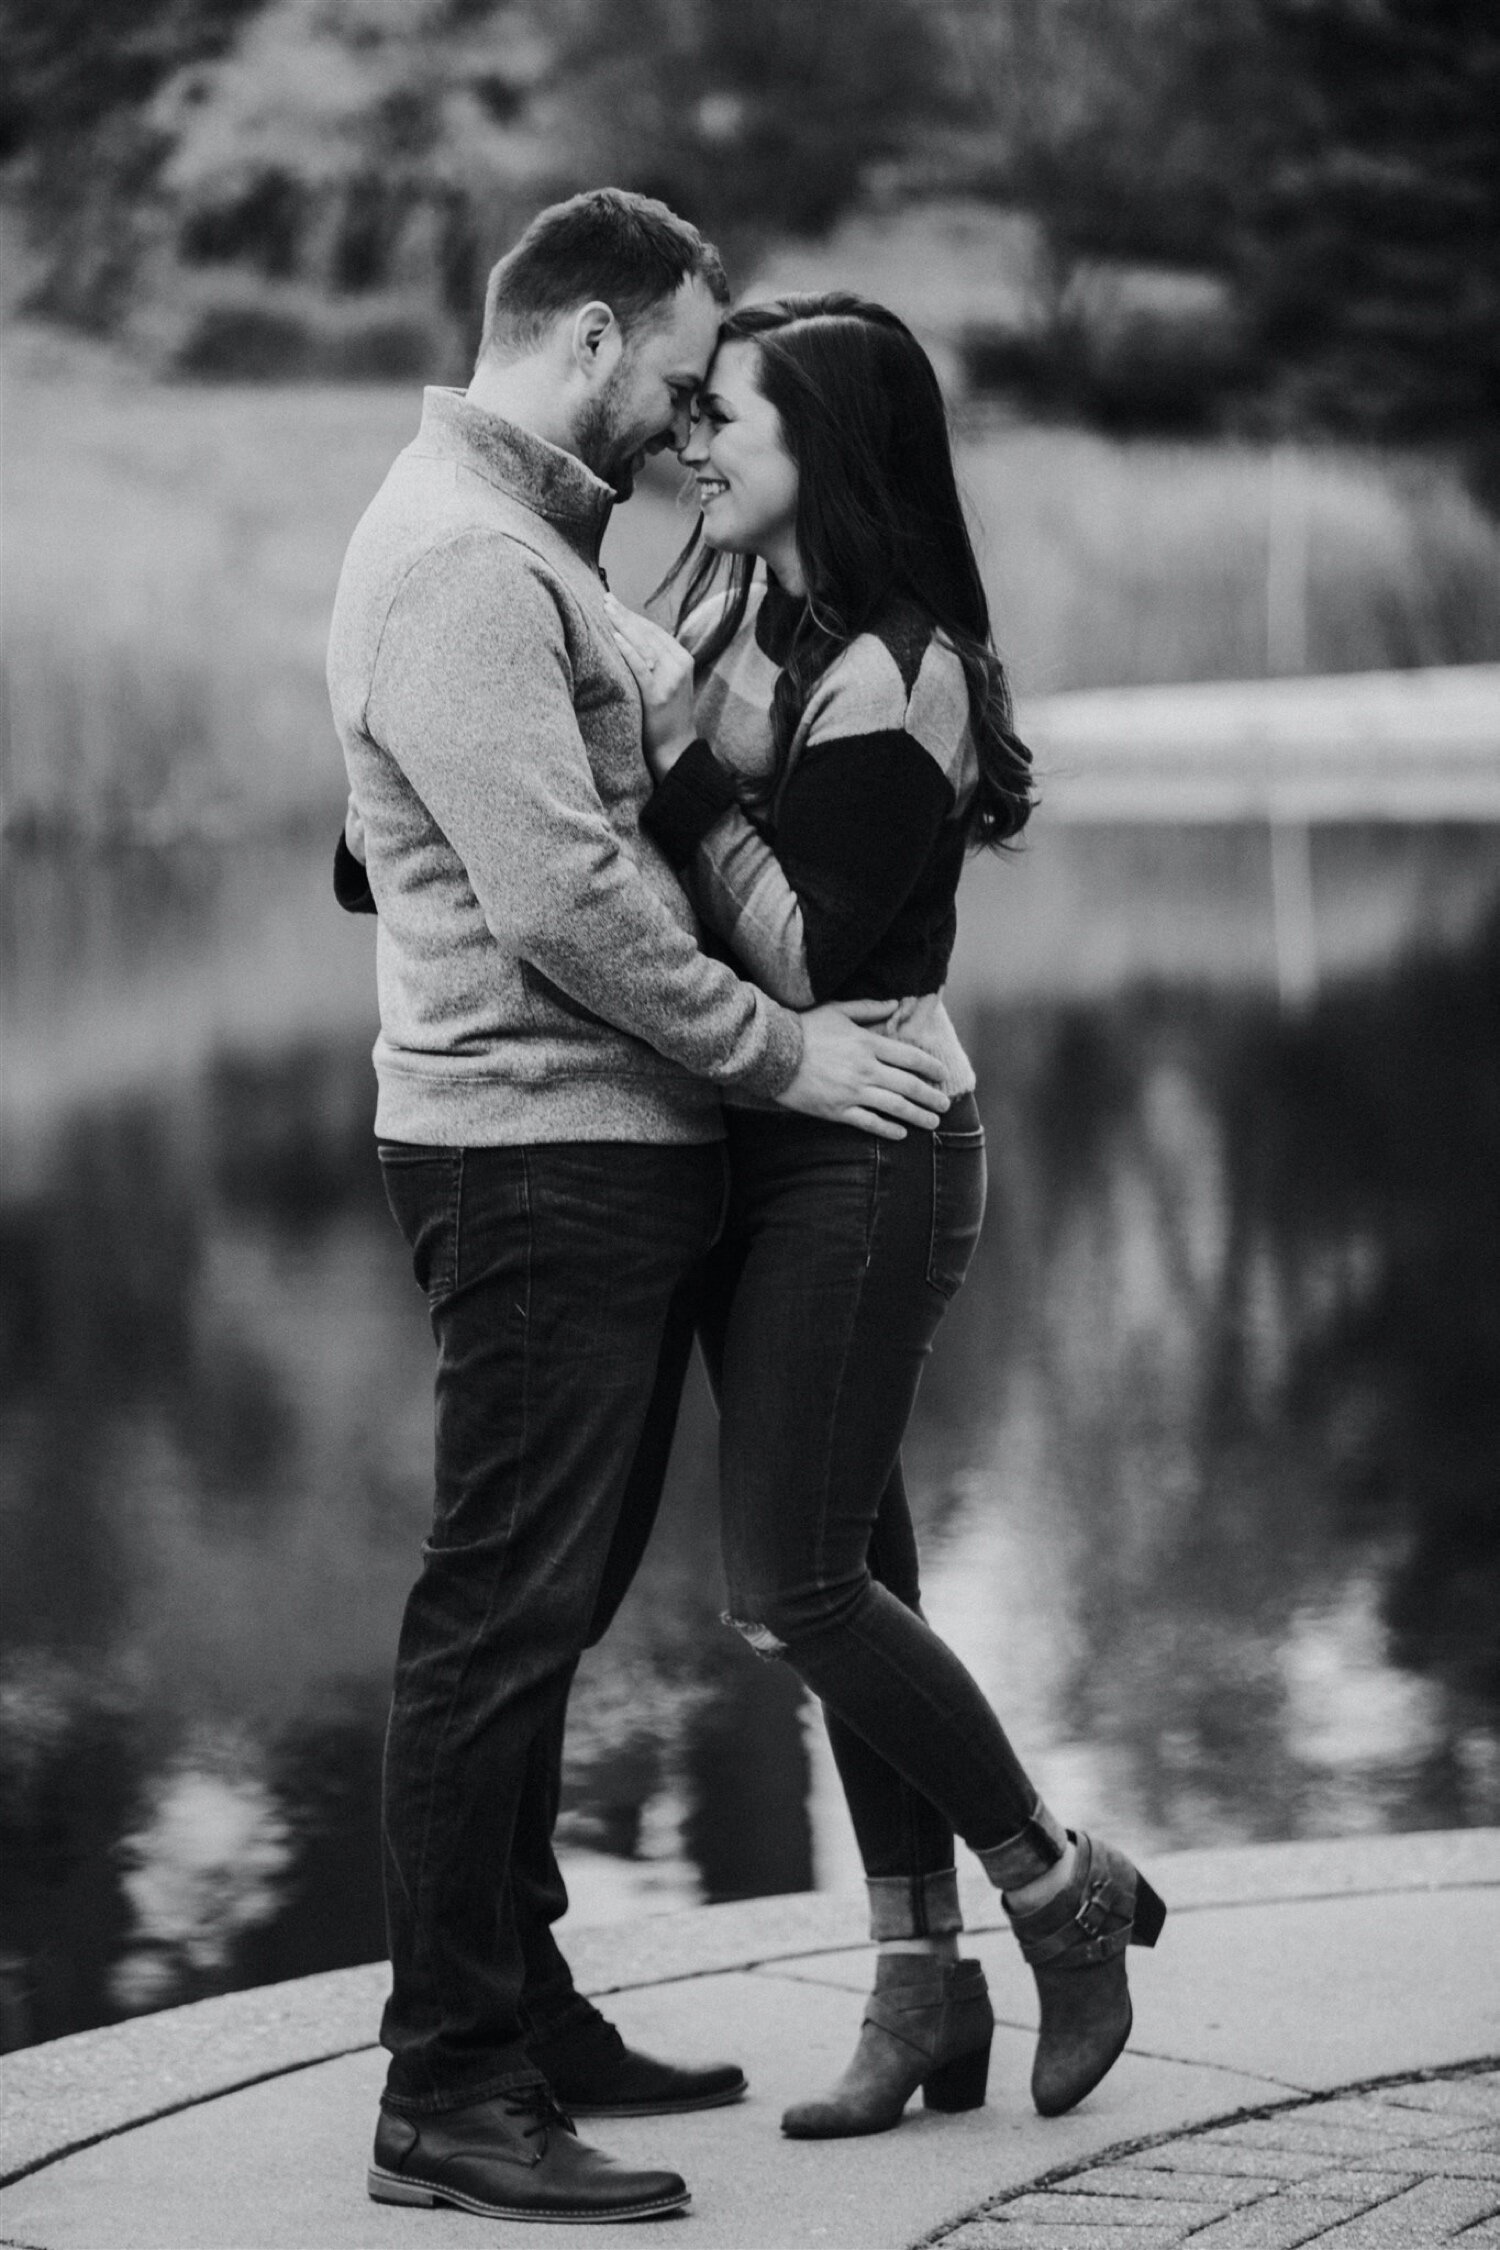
top-left (378, 1146), bottom-right (463, 1302)
top-left (927, 1124), bottom-right (986, 1299)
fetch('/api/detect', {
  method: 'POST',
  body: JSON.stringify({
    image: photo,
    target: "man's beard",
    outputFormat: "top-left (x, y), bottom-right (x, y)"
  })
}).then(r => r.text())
top-left (576, 372), bottom-right (646, 501)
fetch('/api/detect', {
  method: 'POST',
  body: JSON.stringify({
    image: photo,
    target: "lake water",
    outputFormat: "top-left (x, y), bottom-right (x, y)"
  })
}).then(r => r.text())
top-left (2, 822), bottom-right (1498, 2053)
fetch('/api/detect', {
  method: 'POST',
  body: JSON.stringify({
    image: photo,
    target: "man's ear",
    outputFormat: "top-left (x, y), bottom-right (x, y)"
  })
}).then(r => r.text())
top-left (571, 301), bottom-right (623, 382)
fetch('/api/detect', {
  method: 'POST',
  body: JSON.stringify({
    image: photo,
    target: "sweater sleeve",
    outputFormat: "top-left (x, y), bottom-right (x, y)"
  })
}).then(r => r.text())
top-left (364, 537), bottom-right (802, 1097)
top-left (637, 737), bottom-right (740, 867)
top-left (644, 618), bottom-right (964, 1004)
top-left (692, 734), bottom-right (955, 1003)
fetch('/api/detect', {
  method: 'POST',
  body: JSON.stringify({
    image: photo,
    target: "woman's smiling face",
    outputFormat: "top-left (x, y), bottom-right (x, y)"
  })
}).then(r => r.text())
top-left (681, 339), bottom-right (801, 579)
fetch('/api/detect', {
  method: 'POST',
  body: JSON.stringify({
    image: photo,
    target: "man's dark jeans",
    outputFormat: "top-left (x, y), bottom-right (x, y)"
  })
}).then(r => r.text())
top-left (377, 1136), bottom-right (726, 2114)
top-left (698, 1096), bottom-right (1060, 1912)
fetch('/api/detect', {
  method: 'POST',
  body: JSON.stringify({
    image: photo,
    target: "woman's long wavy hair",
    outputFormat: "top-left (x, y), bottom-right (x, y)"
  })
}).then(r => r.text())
top-left (659, 293), bottom-right (1034, 848)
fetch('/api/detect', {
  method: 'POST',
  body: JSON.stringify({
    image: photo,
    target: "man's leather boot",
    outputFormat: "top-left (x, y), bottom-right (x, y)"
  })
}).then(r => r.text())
top-left (529, 2008), bottom-right (747, 2115)
top-left (368, 2083), bottom-right (690, 2222)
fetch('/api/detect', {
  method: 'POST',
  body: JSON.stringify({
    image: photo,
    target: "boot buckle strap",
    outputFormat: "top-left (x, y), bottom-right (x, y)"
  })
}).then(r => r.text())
top-left (1073, 1927), bottom-right (1130, 1965)
top-left (1073, 1892), bottom-right (1110, 1940)
top-left (862, 1997), bottom-right (935, 2058)
top-left (1074, 1866), bottom-right (1135, 1936)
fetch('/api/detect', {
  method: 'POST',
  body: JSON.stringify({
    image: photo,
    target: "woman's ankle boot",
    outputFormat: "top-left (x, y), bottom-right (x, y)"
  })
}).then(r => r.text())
top-left (780, 1955), bottom-right (993, 2139)
top-left (1005, 1831), bottom-right (1166, 2118)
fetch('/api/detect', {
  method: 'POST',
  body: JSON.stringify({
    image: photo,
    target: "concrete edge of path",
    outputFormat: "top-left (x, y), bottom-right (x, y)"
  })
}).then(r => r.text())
top-left (4, 1827), bottom-right (1497, 2192)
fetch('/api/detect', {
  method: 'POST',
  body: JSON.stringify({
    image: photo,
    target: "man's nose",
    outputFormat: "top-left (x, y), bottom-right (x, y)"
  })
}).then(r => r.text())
top-left (645, 405), bottom-right (692, 458)
top-left (665, 399), bottom-right (697, 454)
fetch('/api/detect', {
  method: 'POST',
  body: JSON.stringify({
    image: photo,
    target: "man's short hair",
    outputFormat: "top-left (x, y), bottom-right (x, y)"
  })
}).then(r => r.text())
top-left (479, 189), bottom-right (728, 360)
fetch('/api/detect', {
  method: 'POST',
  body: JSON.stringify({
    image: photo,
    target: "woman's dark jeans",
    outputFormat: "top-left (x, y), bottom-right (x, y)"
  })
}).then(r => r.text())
top-left (376, 1136), bottom-right (725, 2113)
top-left (697, 1095), bottom-right (1062, 1927)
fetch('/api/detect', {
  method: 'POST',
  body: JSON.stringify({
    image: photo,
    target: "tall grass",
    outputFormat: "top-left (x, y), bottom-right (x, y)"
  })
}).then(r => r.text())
top-left (4, 327), bottom-right (1498, 842)
top-left (3, 337), bottom-right (417, 843)
top-left (959, 428), bottom-right (1500, 697)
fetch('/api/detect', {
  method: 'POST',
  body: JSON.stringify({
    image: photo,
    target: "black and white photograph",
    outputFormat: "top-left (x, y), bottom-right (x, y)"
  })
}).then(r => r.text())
top-left (2, 2), bottom-right (1498, 2243)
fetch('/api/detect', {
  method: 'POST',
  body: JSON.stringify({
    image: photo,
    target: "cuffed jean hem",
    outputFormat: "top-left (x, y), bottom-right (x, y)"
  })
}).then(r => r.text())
top-left (380, 2065), bottom-right (549, 2119)
top-left (974, 1802), bottom-right (1069, 1891)
top-left (866, 1867), bottom-right (964, 1941)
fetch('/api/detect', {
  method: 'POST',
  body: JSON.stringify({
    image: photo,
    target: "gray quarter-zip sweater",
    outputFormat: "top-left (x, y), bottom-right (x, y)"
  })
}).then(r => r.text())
top-left (327, 389), bottom-right (802, 1144)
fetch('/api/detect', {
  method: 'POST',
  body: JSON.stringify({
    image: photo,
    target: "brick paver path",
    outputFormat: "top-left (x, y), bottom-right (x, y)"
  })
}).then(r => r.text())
top-left (934, 2065), bottom-right (1500, 2249)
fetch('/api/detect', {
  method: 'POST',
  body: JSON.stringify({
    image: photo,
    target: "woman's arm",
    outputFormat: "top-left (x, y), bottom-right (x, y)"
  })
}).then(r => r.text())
top-left (609, 600), bottom-right (965, 1004)
top-left (647, 734), bottom-right (953, 1005)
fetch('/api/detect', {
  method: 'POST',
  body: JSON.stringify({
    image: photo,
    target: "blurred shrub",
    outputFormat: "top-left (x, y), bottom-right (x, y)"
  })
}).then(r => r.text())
top-left (166, 283), bottom-right (439, 381)
top-left (961, 266), bottom-right (1247, 437)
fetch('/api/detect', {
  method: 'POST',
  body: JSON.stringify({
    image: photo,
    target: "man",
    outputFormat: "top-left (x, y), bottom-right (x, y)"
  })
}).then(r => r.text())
top-left (328, 188), bottom-right (947, 2224)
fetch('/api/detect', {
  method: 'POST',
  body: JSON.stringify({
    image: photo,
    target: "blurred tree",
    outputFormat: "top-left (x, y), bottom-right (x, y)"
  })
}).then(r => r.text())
top-left (1241, 0), bottom-right (1500, 455)
top-left (4, 0), bottom-right (1493, 452)
top-left (0, 0), bottom-right (260, 152)
top-left (0, 0), bottom-right (953, 369)
top-left (610, 0), bottom-right (951, 240)
top-left (0, 0), bottom-right (264, 327)
top-left (920, 0), bottom-right (1279, 431)
top-left (931, 0), bottom-right (1499, 460)
top-left (932, 0), bottom-right (1278, 274)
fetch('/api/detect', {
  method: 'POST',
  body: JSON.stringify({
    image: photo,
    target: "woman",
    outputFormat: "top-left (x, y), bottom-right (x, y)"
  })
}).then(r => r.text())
top-left (606, 294), bottom-right (1164, 2138)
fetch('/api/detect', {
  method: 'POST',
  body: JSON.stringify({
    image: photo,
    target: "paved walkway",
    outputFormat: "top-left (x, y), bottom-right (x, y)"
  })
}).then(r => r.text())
top-left (936, 2068), bottom-right (1500, 2247)
top-left (1, 1830), bottom-right (1496, 2249)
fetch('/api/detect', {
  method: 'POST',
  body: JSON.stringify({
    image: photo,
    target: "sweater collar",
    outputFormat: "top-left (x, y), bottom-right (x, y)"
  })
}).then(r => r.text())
top-left (417, 388), bottom-right (615, 561)
top-left (755, 570), bottom-right (808, 664)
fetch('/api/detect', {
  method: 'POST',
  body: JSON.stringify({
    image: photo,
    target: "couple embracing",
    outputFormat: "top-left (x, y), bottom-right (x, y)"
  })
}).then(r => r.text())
top-left (328, 186), bottom-right (1163, 2227)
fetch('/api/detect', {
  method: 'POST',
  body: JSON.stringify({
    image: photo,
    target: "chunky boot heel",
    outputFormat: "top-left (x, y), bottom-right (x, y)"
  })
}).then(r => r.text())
top-left (922, 2033), bottom-right (992, 2113)
top-left (1006, 1831), bottom-right (1166, 2119)
top-left (1132, 1877), bottom-right (1167, 1948)
top-left (781, 1955), bottom-right (992, 2139)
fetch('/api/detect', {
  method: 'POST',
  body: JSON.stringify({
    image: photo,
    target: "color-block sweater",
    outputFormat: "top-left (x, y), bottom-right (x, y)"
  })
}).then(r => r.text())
top-left (326, 391), bottom-right (802, 1145)
top-left (640, 576), bottom-right (978, 1095)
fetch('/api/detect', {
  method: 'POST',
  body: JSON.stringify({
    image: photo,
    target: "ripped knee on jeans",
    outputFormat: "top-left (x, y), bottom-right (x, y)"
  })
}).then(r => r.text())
top-left (722, 1611), bottom-right (787, 1659)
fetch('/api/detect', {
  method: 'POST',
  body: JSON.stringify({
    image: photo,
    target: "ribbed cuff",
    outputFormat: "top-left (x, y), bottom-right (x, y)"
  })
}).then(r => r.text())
top-left (639, 739), bottom-right (740, 869)
top-left (725, 998), bottom-right (804, 1101)
top-left (975, 1802), bottom-right (1069, 1891)
top-left (866, 1868), bottom-right (963, 1941)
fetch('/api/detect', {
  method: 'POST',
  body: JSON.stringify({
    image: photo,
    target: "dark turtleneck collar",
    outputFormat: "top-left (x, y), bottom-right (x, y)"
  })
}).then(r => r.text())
top-left (416, 387), bottom-right (615, 563)
top-left (755, 570), bottom-right (809, 665)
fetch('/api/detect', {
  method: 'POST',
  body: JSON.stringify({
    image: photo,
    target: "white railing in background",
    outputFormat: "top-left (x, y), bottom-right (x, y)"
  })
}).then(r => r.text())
top-left (1017, 664), bottom-right (1500, 1005)
top-left (1018, 665), bottom-right (1500, 824)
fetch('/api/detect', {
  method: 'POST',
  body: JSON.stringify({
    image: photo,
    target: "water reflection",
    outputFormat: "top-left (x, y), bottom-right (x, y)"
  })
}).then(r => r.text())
top-left (923, 933), bottom-right (1500, 1849)
top-left (1, 835), bottom-right (1496, 2049)
top-left (111, 1733), bottom-right (294, 2014)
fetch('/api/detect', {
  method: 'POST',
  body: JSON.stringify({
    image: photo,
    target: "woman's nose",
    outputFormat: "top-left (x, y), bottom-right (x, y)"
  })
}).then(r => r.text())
top-left (678, 420), bottom-right (709, 466)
